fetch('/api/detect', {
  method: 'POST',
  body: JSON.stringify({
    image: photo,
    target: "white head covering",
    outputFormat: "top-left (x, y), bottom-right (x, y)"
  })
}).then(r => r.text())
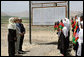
top-left (65, 18), bottom-right (68, 20)
top-left (77, 17), bottom-right (80, 25)
top-left (8, 17), bottom-right (16, 30)
top-left (18, 17), bottom-right (22, 20)
top-left (62, 26), bottom-right (68, 38)
top-left (63, 18), bottom-right (70, 31)
top-left (80, 21), bottom-right (83, 27)
top-left (78, 17), bottom-right (80, 22)
top-left (65, 18), bottom-right (70, 24)
top-left (9, 17), bottom-right (14, 24)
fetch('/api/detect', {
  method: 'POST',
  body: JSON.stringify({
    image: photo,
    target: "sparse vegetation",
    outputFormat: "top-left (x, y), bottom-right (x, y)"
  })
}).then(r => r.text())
top-left (1, 16), bottom-right (29, 24)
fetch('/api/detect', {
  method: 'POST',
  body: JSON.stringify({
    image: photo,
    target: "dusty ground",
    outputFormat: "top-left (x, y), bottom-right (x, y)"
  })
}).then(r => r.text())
top-left (1, 23), bottom-right (75, 56)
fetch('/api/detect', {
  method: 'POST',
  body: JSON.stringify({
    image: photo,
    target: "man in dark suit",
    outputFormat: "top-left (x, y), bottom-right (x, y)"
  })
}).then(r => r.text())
top-left (18, 18), bottom-right (25, 53)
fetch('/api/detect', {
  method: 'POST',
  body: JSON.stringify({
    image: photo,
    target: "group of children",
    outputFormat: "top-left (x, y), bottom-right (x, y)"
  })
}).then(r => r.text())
top-left (8, 17), bottom-right (25, 56)
top-left (71, 16), bottom-right (83, 56)
top-left (54, 18), bottom-right (70, 56)
top-left (54, 15), bottom-right (83, 56)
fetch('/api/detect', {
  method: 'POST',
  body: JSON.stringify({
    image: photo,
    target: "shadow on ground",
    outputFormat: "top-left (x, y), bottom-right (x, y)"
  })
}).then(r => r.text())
top-left (36, 41), bottom-right (58, 45)
top-left (35, 41), bottom-right (73, 56)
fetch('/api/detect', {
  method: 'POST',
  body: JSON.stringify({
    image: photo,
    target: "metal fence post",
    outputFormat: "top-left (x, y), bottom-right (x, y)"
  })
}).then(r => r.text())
top-left (68, 1), bottom-right (70, 19)
top-left (29, 1), bottom-right (32, 44)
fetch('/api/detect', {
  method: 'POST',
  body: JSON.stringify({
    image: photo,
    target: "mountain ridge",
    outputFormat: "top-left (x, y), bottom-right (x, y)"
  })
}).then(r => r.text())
top-left (1, 10), bottom-right (29, 17)
top-left (1, 11), bottom-right (83, 17)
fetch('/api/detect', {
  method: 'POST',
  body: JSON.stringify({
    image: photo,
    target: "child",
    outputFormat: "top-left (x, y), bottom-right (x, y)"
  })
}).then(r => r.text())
top-left (54, 22), bottom-right (58, 30)
top-left (59, 26), bottom-right (68, 56)
top-left (77, 19), bottom-right (83, 56)
top-left (54, 21), bottom-right (61, 50)
top-left (57, 20), bottom-right (68, 56)
top-left (59, 20), bottom-right (64, 30)
top-left (63, 18), bottom-right (70, 49)
top-left (72, 19), bottom-right (80, 56)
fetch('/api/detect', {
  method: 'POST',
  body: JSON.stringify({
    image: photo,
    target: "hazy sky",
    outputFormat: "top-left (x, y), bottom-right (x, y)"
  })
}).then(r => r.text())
top-left (70, 1), bottom-right (83, 12)
top-left (1, 1), bottom-right (29, 13)
top-left (1, 1), bottom-right (83, 13)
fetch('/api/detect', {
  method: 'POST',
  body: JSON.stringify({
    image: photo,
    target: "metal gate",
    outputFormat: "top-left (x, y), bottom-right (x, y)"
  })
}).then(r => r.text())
top-left (29, 1), bottom-right (69, 44)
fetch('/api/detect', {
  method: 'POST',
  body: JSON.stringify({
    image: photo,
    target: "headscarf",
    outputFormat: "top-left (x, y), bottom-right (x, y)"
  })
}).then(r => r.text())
top-left (77, 17), bottom-right (80, 25)
top-left (80, 21), bottom-right (83, 27)
top-left (65, 18), bottom-right (70, 25)
top-left (63, 18), bottom-right (70, 31)
top-left (62, 26), bottom-right (68, 38)
top-left (8, 17), bottom-right (16, 30)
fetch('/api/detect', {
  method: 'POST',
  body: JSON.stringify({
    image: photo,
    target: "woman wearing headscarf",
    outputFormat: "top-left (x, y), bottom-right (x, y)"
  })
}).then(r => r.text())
top-left (8, 17), bottom-right (16, 56)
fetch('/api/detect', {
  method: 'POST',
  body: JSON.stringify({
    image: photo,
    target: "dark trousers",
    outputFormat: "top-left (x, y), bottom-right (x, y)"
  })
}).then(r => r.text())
top-left (66, 31), bottom-right (70, 49)
top-left (81, 43), bottom-right (83, 56)
top-left (19, 35), bottom-right (24, 51)
top-left (8, 41), bottom-right (15, 56)
top-left (75, 42), bottom-right (78, 56)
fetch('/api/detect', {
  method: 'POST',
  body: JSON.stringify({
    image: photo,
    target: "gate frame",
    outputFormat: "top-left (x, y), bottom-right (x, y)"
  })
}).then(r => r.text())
top-left (29, 1), bottom-right (70, 44)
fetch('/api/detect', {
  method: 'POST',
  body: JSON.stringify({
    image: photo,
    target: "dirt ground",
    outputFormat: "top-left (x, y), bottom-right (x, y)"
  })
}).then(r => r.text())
top-left (1, 23), bottom-right (75, 56)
